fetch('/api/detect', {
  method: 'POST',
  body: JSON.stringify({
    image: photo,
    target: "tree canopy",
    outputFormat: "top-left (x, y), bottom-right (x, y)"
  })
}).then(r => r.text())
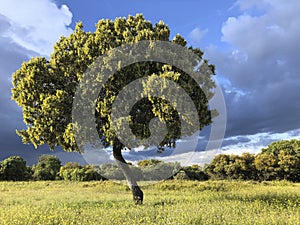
top-left (12, 14), bottom-right (216, 204)
top-left (12, 14), bottom-right (215, 153)
top-left (33, 155), bottom-right (61, 180)
top-left (0, 156), bottom-right (29, 181)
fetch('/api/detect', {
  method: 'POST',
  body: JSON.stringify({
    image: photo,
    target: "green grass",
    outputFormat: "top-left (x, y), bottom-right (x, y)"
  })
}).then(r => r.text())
top-left (0, 180), bottom-right (299, 225)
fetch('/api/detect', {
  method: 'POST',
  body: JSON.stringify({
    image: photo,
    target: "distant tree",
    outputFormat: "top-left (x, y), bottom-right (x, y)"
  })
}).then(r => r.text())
top-left (143, 161), bottom-right (181, 181)
top-left (225, 153), bottom-right (257, 180)
top-left (205, 153), bottom-right (257, 180)
top-left (262, 139), bottom-right (300, 156)
top-left (33, 155), bottom-right (61, 180)
top-left (59, 162), bottom-right (81, 181)
top-left (59, 162), bottom-right (104, 181)
top-left (12, 14), bottom-right (216, 204)
top-left (254, 153), bottom-right (278, 181)
top-left (0, 156), bottom-right (30, 181)
top-left (99, 163), bottom-right (143, 181)
top-left (82, 164), bottom-right (103, 181)
top-left (206, 154), bottom-right (230, 179)
top-left (181, 164), bottom-right (208, 181)
top-left (99, 163), bottom-right (126, 180)
top-left (223, 155), bottom-right (241, 179)
top-left (137, 159), bottom-right (181, 181)
top-left (277, 151), bottom-right (300, 182)
top-left (173, 170), bottom-right (190, 180)
top-left (259, 139), bottom-right (300, 181)
top-left (137, 159), bottom-right (163, 168)
top-left (240, 153), bottom-right (257, 180)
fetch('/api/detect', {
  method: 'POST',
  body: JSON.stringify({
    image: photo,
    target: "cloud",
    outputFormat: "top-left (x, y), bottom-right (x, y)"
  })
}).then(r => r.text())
top-left (0, 18), bottom-right (31, 143)
top-left (122, 148), bottom-right (218, 166)
top-left (0, 0), bottom-right (73, 56)
top-left (221, 128), bottom-right (300, 154)
top-left (188, 27), bottom-right (208, 46)
top-left (0, 0), bottom-right (76, 164)
top-left (206, 0), bottom-right (300, 139)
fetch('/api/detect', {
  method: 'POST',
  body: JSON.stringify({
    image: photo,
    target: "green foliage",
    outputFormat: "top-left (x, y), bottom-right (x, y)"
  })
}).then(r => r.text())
top-left (173, 170), bottom-right (190, 180)
top-left (180, 164), bottom-right (209, 181)
top-left (140, 161), bottom-right (181, 181)
top-left (277, 151), bottom-right (300, 181)
top-left (1, 139), bottom-right (299, 183)
top-left (225, 153), bottom-right (257, 180)
top-left (99, 163), bottom-right (143, 181)
top-left (97, 160), bottom-right (180, 181)
top-left (98, 163), bottom-right (126, 180)
top-left (206, 154), bottom-right (230, 179)
top-left (256, 139), bottom-right (300, 182)
top-left (59, 162), bottom-right (104, 181)
top-left (254, 153), bottom-right (278, 181)
top-left (207, 153), bottom-right (257, 180)
top-left (262, 139), bottom-right (300, 156)
top-left (137, 159), bottom-right (162, 167)
top-left (204, 140), bottom-right (300, 182)
top-left (0, 156), bottom-right (30, 181)
top-left (11, 14), bottom-right (215, 153)
top-left (33, 155), bottom-right (61, 180)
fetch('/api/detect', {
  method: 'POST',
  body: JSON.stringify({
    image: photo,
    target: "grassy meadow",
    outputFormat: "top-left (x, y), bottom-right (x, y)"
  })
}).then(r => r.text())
top-left (0, 180), bottom-right (299, 225)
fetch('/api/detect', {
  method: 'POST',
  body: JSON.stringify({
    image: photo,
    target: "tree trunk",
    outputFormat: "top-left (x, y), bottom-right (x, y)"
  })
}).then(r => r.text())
top-left (113, 138), bottom-right (143, 204)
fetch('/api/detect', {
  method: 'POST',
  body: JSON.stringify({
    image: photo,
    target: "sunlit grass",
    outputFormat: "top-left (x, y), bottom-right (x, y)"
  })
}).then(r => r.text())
top-left (0, 180), bottom-right (299, 224)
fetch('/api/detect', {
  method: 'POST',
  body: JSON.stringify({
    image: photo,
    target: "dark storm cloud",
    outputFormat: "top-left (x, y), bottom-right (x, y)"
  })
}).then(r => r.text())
top-left (221, 136), bottom-right (251, 147)
top-left (0, 17), bottom-right (30, 162)
top-left (0, 38), bottom-right (54, 165)
top-left (206, 0), bottom-right (300, 141)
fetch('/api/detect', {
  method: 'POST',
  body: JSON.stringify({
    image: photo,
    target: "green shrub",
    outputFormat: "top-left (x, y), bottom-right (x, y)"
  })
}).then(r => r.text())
top-left (181, 164), bottom-right (209, 181)
top-left (59, 162), bottom-right (104, 181)
top-left (33, 155), bottom-right (61, 180)
top-left (0, 156), bottom-right (30, 181)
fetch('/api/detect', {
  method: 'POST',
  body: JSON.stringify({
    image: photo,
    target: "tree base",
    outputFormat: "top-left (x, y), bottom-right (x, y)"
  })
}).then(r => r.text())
top-left (132, 185), bottom-right (143, 205)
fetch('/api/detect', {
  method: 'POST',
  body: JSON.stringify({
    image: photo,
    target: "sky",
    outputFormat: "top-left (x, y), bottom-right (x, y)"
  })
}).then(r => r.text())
top-left (0, 0), bottom-right (300, 165)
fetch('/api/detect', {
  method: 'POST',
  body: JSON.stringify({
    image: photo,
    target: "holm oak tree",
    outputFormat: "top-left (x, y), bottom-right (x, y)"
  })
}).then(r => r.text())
top-left (12, 14), bottom-right (216, 204)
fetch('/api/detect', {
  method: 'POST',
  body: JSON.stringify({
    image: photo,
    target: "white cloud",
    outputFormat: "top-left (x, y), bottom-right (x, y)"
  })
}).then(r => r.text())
top-left (121, 150), bottom-right (218, 166)
top-left (221, 128), bottom-right (300, 155)
top-left (188, 27), bottom-right (208, 46)
top-left (217, 0), bottom-right (300, 86)
top-left (0, 0), bottom-right (73, 56)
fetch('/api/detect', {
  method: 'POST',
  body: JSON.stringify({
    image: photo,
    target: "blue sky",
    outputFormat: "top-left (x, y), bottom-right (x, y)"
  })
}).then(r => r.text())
top-left (0, 0), bottom-right (300, 165)
top-left (56, 0), bottom-right (236, 48)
